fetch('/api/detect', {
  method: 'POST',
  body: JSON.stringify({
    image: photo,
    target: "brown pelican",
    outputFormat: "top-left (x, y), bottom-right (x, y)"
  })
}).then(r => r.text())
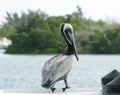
top-left (41, 23), bottom-right (79, 92)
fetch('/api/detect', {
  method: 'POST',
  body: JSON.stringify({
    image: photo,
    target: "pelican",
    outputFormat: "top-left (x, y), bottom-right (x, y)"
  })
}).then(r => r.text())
top-left (41, 23), bottom-right (79, 92)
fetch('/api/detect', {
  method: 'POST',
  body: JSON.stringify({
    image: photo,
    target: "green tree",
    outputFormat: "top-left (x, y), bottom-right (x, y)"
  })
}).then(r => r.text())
top-left (1, 7), bottom-right (120, 54)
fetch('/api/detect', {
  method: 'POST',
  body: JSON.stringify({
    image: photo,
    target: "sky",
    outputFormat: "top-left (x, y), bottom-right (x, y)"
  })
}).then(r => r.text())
top-left (0, 0), bottom-right (120, 24)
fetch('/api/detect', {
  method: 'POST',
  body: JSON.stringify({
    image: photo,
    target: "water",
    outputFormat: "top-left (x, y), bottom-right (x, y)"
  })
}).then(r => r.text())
top-left (0, 49), bottom-right (120, 89)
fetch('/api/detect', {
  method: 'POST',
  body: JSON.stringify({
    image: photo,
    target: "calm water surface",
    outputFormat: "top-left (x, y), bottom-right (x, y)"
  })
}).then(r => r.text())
top-left (0, 49), bottom-right (120, 89)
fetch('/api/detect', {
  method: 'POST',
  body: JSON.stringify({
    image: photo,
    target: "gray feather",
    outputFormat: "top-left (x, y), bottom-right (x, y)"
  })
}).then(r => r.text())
top-left (41, 54), bottom-right (74, 88)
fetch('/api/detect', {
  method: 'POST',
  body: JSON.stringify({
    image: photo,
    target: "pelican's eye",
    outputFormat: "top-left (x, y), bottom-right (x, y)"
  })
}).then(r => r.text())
top-left (65, 28), bottom-right (72, 33)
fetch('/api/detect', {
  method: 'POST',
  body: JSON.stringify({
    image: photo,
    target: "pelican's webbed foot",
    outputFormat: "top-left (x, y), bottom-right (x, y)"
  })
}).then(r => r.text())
top-left (62, 79), bottom-right (70, 92)
top-left (51, 88), bottom-right (56, 92)
top-left (62, 87), bottom-right (70, 92)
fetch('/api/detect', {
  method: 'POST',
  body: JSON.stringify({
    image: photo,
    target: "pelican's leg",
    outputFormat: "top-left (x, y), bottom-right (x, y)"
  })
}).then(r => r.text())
top-left (62, 79), bottom-right (70, 92)
top-left (51, 88), bottom-right (56, 92)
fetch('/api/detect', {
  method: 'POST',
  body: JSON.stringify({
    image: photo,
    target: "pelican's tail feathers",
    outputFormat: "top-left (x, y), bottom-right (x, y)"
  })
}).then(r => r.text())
top-left (41, 79), bottom-right (55, 88)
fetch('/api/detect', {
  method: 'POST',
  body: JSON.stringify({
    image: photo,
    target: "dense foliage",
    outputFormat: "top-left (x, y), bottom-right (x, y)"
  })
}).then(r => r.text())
top-left (0, 7), bottom-right (120, 54)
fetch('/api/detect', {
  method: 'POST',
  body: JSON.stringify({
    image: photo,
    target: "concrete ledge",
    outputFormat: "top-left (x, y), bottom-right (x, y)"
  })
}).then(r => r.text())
top-left (0, 88), bottom-right (101, 95)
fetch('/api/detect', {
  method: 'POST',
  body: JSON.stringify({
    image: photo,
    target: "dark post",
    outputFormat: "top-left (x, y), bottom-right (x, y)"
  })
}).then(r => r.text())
top-left (107, 75), bottom-right (120, 94)
top-left (101, 69), bottom-right (119, 95)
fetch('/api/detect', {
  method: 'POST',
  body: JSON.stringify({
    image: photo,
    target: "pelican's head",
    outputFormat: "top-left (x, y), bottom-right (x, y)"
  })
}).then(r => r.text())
top-left (61, 23), bottom-right (79, 61)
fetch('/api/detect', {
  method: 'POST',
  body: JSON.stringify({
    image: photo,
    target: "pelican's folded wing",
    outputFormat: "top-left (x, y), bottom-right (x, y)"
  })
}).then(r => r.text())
top-left (52, 55), bottom-right (73, 82)
top-left (41, 55), bottom-right (73, 87)
top-left (41, 55), bottom-right (61, 86)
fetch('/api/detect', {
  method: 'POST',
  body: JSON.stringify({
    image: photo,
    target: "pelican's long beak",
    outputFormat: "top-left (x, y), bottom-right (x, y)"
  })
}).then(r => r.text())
top-left (67, 30), bottom-right (79, 61)
top-left (71, 33), bottom-right (79, 61)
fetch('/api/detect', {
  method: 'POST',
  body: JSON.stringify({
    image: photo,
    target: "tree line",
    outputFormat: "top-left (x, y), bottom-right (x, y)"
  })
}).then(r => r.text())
top-left (0, 7), bottom-right (120, 54)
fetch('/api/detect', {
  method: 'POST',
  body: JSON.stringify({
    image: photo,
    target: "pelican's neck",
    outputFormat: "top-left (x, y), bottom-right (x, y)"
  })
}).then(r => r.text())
top-left (63, 44), bottom-right (73, 55)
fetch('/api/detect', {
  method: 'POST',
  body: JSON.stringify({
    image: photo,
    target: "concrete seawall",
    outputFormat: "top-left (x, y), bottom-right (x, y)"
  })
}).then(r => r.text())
top-left (0, 88), bottom-right (101, 95)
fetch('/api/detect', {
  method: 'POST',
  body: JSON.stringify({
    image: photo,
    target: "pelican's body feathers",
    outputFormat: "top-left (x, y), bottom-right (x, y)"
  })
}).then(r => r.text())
top-left (42, 54), bottom-right (74, 88)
